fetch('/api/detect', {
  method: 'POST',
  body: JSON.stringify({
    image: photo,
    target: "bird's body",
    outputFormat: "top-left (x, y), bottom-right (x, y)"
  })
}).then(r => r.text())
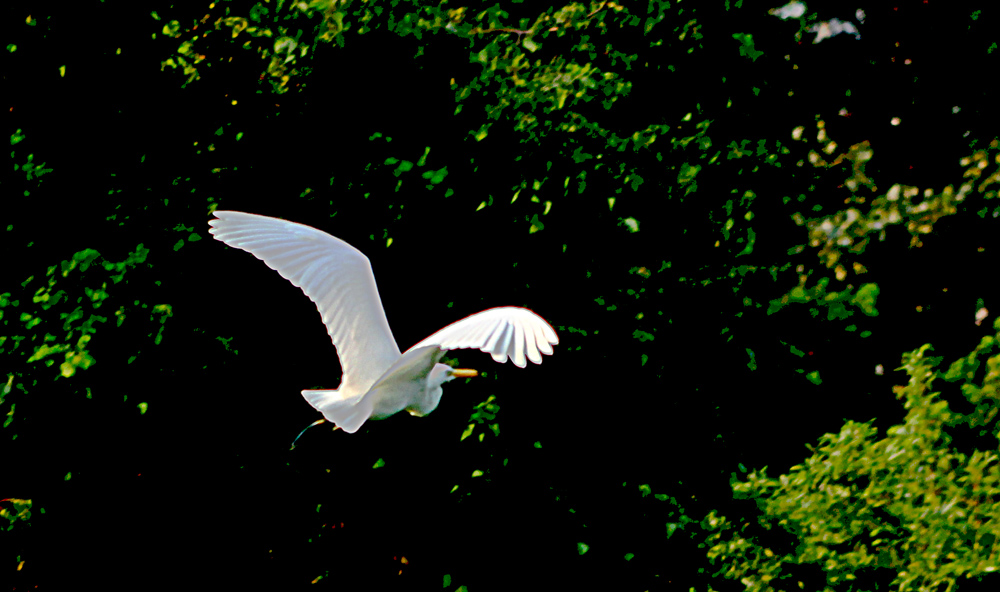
top-left (208, 210), bottom-right (557, 433)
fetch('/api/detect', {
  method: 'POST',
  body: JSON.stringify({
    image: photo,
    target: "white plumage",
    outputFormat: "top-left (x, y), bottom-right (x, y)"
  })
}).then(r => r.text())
top-left (208, 210), bottom-right (558, 433)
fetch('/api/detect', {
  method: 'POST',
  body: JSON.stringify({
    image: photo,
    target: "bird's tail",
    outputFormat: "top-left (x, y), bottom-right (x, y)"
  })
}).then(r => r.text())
top-left (301, 389), bottom-right (373, 434)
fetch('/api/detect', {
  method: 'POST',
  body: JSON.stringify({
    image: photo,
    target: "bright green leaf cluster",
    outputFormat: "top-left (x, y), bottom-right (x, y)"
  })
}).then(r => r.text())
top-left (703, 336), bottom-right (1000, 592)
top-left (0, 498), bottom-right (32, 531)
top-left (2, 245), bottom-right (169, 434)
top-left (767, 276), bottom-right (880, 323)
top-left (461, 394), bottom-right (499, 443)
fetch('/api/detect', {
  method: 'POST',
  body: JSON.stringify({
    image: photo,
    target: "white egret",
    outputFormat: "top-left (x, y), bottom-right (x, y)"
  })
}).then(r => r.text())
top-left (208, 210), bottom-right (558, 435)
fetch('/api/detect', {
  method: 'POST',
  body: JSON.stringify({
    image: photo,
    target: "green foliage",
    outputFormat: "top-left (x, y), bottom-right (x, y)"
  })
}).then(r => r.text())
top-left (0, 498), bottom-right (32, 531)
top-left (637, 482), bottom-right (697, 540)
top-left (460, 394), bottom-right (499, 442)
top-left (13, 153), bottom-right (52, 183)
top-left (732, 32), bottom-right (764, 61)
top-left (382, 146), bottom-right (451, 192)
top-left (702, 338), bottom-right (1000, 592)
top-left (8, 1), bottom-right (991, 587)
top-left (747, 126), bottom-right (999, 339)
top-left (148, 1), bottom-right (1000, 354)
top-left (766, 277), bottom-right (880, 322)
top-left (1, 245), bottom-right (167, 434)
top-left (154, 1), bottom-right (714, 239)
top-left (10, 129), bottom-right (53, 199)
top-left (942, 330), bottom-right (1000, 433)
top-left (788, 132), bottom-right (1000, 268)
top-left (155, 1), bottom-right (332, 93)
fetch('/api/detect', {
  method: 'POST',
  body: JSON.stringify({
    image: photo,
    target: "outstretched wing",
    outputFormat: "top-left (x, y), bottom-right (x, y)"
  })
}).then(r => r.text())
top-left (407, 307), bottom-right (558, 368)
top-left (209, 210), bottom-right (401, 395)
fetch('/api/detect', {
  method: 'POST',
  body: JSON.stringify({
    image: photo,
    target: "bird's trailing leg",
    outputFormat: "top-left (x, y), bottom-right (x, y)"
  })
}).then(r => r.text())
top-left (290, 418), bottom-right (340, 450)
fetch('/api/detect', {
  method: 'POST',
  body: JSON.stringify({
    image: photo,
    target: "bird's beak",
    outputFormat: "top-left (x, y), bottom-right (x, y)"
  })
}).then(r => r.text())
top-left (451, 368), bottom-right (478, 378)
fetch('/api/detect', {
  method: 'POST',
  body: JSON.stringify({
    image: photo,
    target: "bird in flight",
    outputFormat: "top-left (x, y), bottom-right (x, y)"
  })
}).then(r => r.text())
top-left (209, 210), bottom-right (558, 435)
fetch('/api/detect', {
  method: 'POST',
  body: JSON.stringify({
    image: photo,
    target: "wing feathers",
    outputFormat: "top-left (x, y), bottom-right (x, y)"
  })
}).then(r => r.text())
top-left (209, 210), bottom-right (402, 396)
top-left (408, 307), bottom-right (558, 368)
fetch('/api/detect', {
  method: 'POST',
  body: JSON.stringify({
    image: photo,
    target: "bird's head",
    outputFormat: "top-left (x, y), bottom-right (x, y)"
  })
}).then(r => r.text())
top-left (407, 363), bottom-right (479, 418)
top-left (430, 363), bottom-right (478, 386)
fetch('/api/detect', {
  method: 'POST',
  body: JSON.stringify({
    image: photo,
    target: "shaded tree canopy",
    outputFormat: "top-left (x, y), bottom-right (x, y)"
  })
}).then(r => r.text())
top-left (3, 1), bottom-right (1000, 590)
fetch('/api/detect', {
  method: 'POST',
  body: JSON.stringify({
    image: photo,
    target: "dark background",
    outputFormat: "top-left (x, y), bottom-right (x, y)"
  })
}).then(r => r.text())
top-left (3, 1), bottom-right (999, 590)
